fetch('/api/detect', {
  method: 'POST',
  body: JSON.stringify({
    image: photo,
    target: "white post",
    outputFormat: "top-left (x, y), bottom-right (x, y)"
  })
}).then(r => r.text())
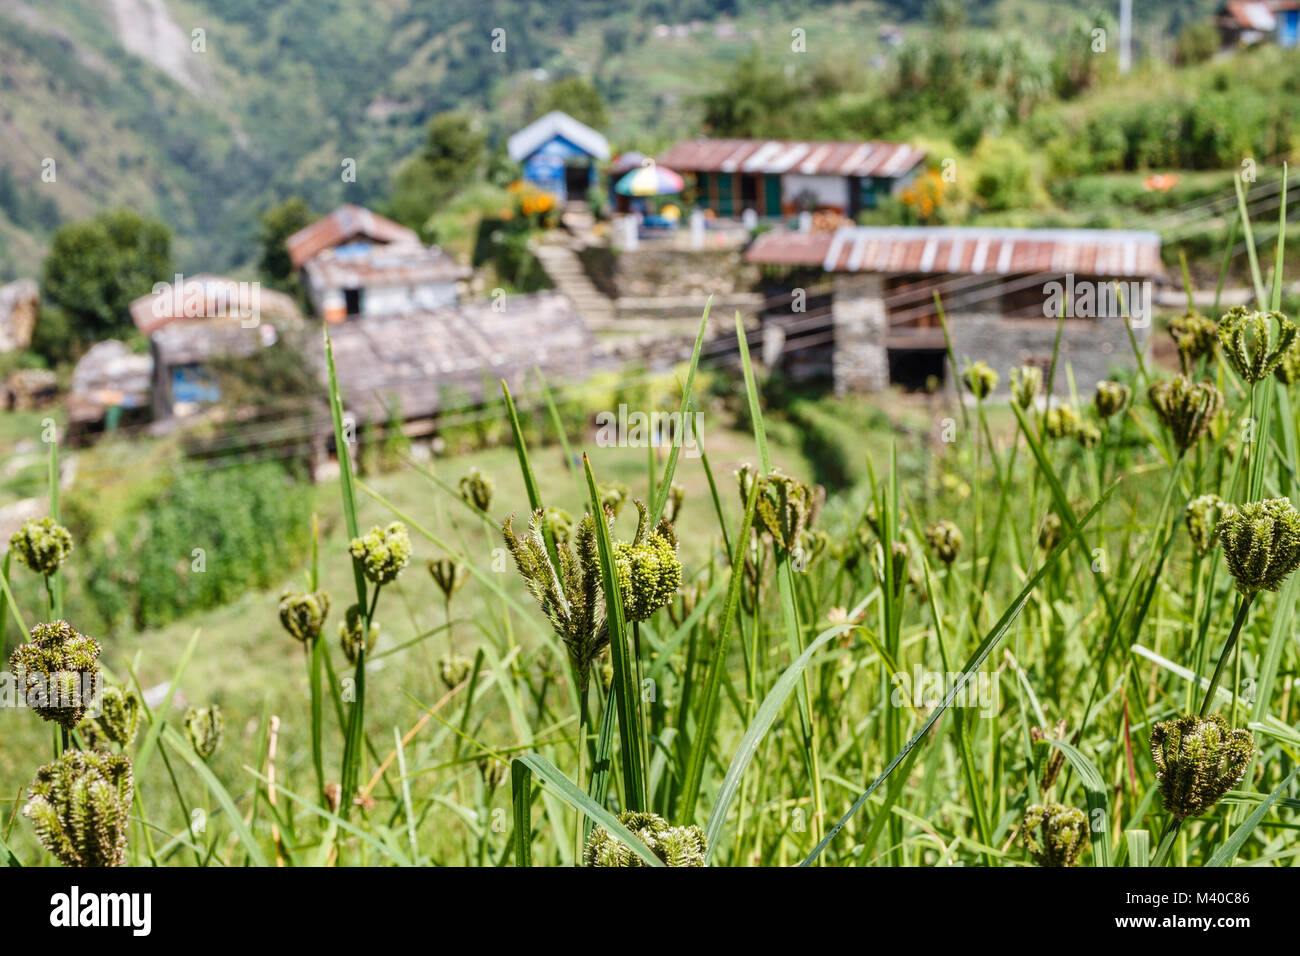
top-left (689, 210), bottom-right (705, 249)
top-left (798, 211), bottom-right (813, 233)
top-left (742, 208), bottom-right (758, 231)
top-left (1118, 0), bottom-right (1132, 75)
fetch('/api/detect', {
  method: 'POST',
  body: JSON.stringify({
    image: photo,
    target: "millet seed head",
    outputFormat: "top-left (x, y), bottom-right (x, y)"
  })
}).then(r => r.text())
top-left (278, 589), bottom-right (330, 644)
top-left (1044, 404), bottom-right (1081, 440)
top-left (754, 469), bottom-right (819, 552)
top-left (339, 603), bottom-right (379, 664)
top-left (1217, 306), bottom-right (1298, 384)
top-left (1148, 376), bottom-right (1222, 451)
top-left (348, 522), bottom-right (411, 585)
top-left (1169, 310), bottom-right (1218, 372)
top-left (9, 516), bottom-right (73, 577)
top-left (459, 468), bottom-right (495, 513)
top-left (1184, 493), bottom-right (1226, 557)
top-left (427, 557), bottom-right (468, 603)
top-left (962, 360), bottom-right (998, 400)
top-left (1038, 512), bottom-right (1064, 551)
top-left (1094, 380), bottom-right (1131, 419)
top-left (583, 810), bottom-right (707, 867)
top-left (925, 519), bottom-right (963, 565)
top-left (1022, 803), bottom-right (1087, 867)
top-left (184, 705), bottom-right (224, 761)
top-left (439, 652), bottom-right (471, 690)
top-left (97, 684), bottom-right (141, 749)
top-left (1217, 497), bottom-right (1300, 594)
top-left (24, 750), bottom-right (134, 867)
top-left (597, 481), bottom-right (630, 518)
top-left (1009, 365), bottom-right (1042, 410)
top-left (8, 620), bottom-right (101, 729)
top-left (1149, 713), bottom-right (1253, 819)
top-left (503, 508), bottom-right (608, 691)
top-left (613, 499), bottom-right (682, 623)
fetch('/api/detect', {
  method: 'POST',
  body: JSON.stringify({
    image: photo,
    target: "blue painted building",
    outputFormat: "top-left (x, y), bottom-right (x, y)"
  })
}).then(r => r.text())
top-left (507, 111), bottom-right (610, 203)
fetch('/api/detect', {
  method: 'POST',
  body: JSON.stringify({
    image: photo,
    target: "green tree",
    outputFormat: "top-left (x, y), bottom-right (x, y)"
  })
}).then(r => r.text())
top-left (257, 197), bottom-right (314, 289)
top-left (387, 112), bottom-right (487, 231)
top-left (423, 111), bottom-right (487, 197)
top-left (532, 76), bottom-right (608, 130)
top-left (39, 209), bottom-right (171, 357)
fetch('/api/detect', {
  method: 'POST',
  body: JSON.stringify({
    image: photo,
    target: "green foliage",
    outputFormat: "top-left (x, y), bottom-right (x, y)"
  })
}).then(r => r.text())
top-left (528, 76), bottom-right (608, 130)
top-left (81, 463), bottom-right (311, 631)
top-left (1174, 21), bottom-right (1220, 67)
top-left (972, 137), bottom-right (1040, 211)
top-left (257, 197), bottom-right (314, 290)
top-left (38, 209), bottom-right (171, 358)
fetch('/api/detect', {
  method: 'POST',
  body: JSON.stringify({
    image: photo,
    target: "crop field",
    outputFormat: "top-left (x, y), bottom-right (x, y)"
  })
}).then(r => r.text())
top-left (5, 179), bottom-right (1300, 871)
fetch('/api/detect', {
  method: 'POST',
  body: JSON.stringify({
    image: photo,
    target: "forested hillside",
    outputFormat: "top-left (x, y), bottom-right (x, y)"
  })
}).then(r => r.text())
top-left (0, 0), bottom-right (1216, 277)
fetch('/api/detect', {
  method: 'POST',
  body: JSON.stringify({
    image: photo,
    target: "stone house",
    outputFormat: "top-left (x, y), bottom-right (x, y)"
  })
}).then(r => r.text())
top-left (745, 225), bottom-right (1163, 394)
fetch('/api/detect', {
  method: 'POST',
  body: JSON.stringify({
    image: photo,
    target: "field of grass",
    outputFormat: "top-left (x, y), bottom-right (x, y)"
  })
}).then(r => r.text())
top-left (7, 201), bottom-right (1300, 867)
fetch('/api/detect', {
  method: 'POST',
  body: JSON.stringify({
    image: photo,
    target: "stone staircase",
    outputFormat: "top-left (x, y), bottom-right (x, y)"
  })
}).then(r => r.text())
top-left (534, 239), bottom-right (616, 325)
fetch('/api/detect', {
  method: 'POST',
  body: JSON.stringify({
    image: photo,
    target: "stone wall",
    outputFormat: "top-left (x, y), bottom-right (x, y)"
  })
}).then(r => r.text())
top-left (827, 273), bottom-right (1149, 395)
top-left (611, 246), bottom-right (757, 299)
top-left (945, 313), bottom-right (1148, 395)
top-left (831, 273), bottom-right (888, 393)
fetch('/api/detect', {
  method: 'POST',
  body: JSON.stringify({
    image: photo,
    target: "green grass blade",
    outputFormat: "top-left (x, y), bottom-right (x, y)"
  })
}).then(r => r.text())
top-left (704, 622), bottom-right (855, 857)
top-left (162, 728), bottom-right (269, 867)
top-left (534, 366), bottom-right (576, 473)
top-left (512, 758), bottom-right (534, 866)
top-left (649, 301), bottom-right (710, 526)
top-left (679, 473), bottom-right (761, 821)
top-left (514, 753), bottom-right (664, 866)
top-left (803, 482), bottom-right (1118, 865)
top-left (583, 453), bottom-right (645, 810)
top-left (1045, 738), bottom-right (1112, 867)
top-left (1206, 767), bottom-right (1298, 867)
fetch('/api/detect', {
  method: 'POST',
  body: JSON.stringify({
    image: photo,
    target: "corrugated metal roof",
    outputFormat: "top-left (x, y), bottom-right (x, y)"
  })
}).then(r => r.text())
top-left (286, 205), bottom-right (420, 269)
top-left (746, 226), bottom-right (1163, 277)
top-left (507, 111), bottom-right (610, 163)
top-left (658, 139), bottom-right (926, 179)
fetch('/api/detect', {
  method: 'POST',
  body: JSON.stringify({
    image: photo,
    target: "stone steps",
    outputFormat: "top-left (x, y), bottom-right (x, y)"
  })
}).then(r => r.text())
top-left (534, 243), bottom-right (616, 322)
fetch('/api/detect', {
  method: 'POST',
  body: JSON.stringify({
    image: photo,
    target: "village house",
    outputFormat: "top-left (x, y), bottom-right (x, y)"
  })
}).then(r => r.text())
top-left (286, 205), bottom-right (467, 321)
top-left (123, 273), bottom-right (302, 418)
top-left (508, 111), bottom-right (610, 203)
top-left (657, 138), bottom-right (926, 218)
top-left (147, 292), bottom-right (593, 434)
top-left (745, 225), bottom-right (1162, 394)
top-left (1215, 1), bottom-right (1300, 48)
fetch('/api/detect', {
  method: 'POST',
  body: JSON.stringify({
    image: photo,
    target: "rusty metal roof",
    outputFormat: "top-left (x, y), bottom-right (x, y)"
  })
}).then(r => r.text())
top-left (286, 205), bottom-right (420, 269)
top-left (304, 243), bottom-right (469, 290)
top-left (746, 226), bottom-right (1163, 277)
top-left (658, 139), bottom-right (926, 179)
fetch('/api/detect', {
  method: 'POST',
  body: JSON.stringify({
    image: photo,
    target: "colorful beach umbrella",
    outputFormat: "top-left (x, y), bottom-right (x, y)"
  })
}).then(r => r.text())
top-left (614, 164), bottom-right (685, 197)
